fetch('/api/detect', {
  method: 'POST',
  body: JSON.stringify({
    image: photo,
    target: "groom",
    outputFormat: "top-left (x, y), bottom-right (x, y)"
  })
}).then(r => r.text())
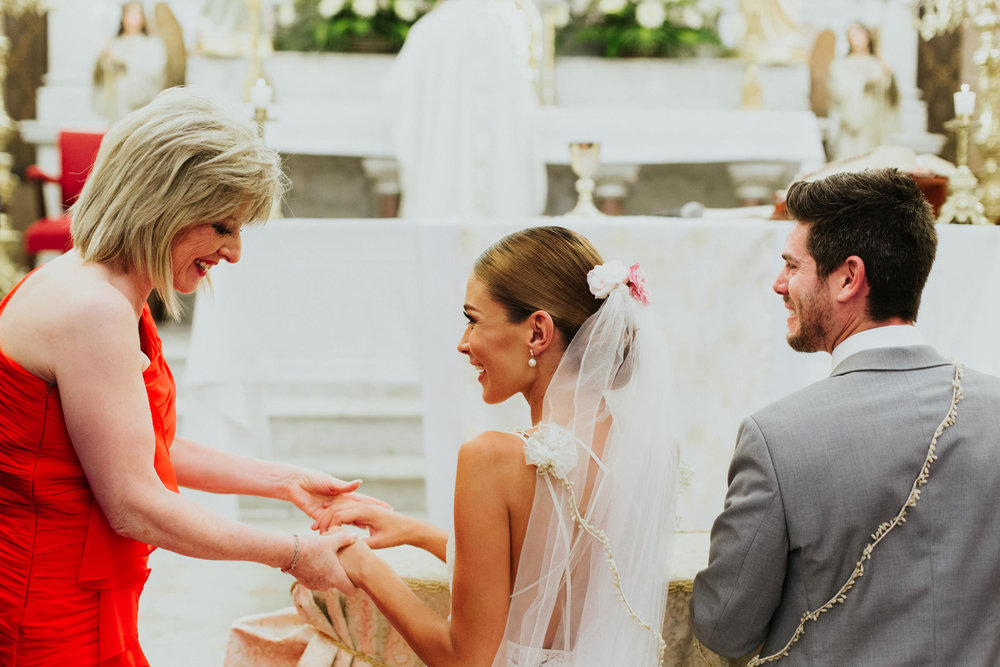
top-left (690, 168), bottom-right (1000, 665)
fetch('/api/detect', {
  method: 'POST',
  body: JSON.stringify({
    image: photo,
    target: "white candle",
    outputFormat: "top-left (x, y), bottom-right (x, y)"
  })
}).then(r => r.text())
top-left (250, 78), bottom-right (272, 109)
top-left (954, 83), bottom-right (975, 117)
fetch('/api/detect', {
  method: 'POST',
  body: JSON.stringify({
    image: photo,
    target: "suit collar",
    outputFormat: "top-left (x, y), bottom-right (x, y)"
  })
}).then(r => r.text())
top-left (830, 345), bottom-right (952, 377)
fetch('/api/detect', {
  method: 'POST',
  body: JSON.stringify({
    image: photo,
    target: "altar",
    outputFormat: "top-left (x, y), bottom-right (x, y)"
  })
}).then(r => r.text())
top-left (20, 52), bottom-right (825, 218)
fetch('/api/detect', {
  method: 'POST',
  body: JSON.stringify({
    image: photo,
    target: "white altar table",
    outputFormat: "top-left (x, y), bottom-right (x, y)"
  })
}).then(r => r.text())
top-left (181, 216), bottom-right (1000, 533)
top-left (263, 104), bottom-right (825, 172)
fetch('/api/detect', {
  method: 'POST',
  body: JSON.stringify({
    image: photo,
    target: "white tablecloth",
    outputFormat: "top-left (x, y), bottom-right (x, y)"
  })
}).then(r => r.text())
top-left (264, 104), bottom-right (825, 173)
top-left (182, 217), bottom-right (1000, 531)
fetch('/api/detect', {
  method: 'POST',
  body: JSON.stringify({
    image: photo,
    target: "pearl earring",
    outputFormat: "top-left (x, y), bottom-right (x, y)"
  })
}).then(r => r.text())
top-left (528, 348), bottom-right (537, 367)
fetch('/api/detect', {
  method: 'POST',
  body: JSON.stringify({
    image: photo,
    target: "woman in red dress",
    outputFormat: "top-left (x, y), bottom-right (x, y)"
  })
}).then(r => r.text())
top-left (0, 88), bottom-right (362, 666)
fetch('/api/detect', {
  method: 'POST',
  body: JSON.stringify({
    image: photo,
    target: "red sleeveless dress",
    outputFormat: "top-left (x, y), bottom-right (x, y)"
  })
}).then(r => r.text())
top-left (0, 276), bottom-right (179, 666)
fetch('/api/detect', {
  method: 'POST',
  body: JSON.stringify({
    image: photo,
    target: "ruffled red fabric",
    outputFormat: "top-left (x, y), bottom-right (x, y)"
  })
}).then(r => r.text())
top-left (0, 274), bottom-right (178, 666)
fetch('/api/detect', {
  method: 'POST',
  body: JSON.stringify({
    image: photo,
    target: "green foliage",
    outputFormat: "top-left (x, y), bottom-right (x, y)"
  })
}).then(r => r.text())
top-left (274, 0), bottom-right (426, 54)
top-left (274, 0), bottom-right (726, 58)
top-left (560, 2), bottom-right (723, 58)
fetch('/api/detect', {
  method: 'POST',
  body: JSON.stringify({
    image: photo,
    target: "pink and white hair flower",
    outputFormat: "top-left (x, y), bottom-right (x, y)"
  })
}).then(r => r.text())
top-left (587, 261), bottom-right (650, 306)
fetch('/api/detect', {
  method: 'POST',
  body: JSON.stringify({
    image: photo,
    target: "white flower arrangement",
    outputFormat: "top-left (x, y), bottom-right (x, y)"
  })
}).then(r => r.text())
top-left (274, 0), bottom-right (436, 53)
top-left (635, 1), bottom-right (666, 29)
top-left (351, 0), bottom-right (378, 18)
top-left (317, 0), bottom-right (345, 18)
top-left (394, 0), bottom-right (418, 21)
top-left (560, 0), bottom-right (723, 58)
top-left (523, 425), bottom-right (580, 479)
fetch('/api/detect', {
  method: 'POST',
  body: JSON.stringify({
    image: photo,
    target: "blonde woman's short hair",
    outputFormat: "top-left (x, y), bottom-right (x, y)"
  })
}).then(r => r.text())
top-left (71, 86), bottom-right (287, 319)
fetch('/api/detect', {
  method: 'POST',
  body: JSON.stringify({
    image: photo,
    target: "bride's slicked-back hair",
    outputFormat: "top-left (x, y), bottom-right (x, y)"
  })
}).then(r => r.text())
top-left (71, 87), bottom-right (287, 320)
top-left (473, 226), bottom-right (603, 343)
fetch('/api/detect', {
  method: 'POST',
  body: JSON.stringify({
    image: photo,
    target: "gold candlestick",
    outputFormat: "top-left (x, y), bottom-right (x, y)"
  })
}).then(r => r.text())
top-left (939, 116), bottom-right (989, 224)
top-left (912, 1), bottom-right (1000, 222)
top-left (0, 6), bottom-right (29, 296)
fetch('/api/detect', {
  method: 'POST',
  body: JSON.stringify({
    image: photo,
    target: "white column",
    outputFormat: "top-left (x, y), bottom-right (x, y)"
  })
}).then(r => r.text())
top-left (877, 0), bottom-right (926, 136)
top-left (36, 0), bottom-right (116, 122)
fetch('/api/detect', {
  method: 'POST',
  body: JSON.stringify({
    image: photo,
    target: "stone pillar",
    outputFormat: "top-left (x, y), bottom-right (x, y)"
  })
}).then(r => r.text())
top-left (727, 162), bottom-right (793, 207)
top-left (361, 157), bottom-right (401, 218)
top-left (594, 164), bottom-right (640, 216)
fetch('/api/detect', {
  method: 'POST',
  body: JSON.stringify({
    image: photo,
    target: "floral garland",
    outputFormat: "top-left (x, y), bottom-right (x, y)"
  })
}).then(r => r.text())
top-left (747, 364), bottom-right (965, 665)
top-left (523, 424), bottom-right (667, 666)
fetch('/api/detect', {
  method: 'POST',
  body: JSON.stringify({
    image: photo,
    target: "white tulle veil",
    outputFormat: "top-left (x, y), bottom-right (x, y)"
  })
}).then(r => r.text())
top-left (493, 268), bottom-right (678, 666)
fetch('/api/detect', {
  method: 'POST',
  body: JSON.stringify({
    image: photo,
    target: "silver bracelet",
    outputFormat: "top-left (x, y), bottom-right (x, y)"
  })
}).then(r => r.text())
top-left (281, 534), bottom-right (301, 573)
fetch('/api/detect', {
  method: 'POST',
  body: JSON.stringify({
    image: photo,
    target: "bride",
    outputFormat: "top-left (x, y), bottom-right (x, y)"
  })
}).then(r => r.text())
top-left (322, 226), bottom-right (678, 665)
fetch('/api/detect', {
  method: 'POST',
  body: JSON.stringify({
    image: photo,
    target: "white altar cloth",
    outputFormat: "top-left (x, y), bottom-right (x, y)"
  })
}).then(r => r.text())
top-left (181, 217), bottom-right (1000, 531)
top-left (262, 104), bottom-right (825, 172)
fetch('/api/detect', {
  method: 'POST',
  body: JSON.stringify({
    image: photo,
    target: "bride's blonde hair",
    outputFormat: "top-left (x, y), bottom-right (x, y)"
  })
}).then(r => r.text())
top-left (473, 226), bottom-right (603, 344)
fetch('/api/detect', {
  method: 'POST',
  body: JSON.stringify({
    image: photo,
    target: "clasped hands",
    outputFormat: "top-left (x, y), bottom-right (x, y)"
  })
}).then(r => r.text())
top-left (282, 468), bottom-right (413, 595)
top-left (309, 496), bottom-right (422, 596)
top-left (280, 470), bottom-right (391, 594)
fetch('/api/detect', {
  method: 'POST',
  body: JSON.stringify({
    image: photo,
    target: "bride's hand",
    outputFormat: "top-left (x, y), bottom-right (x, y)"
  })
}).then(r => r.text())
top-left (335, 534), bottom-right (374, 585)
top-left (315, 502), bottom-right (416, 549)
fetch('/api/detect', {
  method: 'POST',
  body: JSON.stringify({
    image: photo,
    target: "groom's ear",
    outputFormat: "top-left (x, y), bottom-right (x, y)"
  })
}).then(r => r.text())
top-left (833, 255), bottom-right (868, 304)
top-left (526, 310), bottom-right (557, 351)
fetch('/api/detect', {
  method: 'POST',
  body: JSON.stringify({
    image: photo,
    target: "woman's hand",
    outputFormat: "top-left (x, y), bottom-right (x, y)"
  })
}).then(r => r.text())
top-left (289, 532), bottom-right (359, 594)
top-left (285, 469), bottom-right (390, 522)
top-left (315, 502), bottom-right (417, 549)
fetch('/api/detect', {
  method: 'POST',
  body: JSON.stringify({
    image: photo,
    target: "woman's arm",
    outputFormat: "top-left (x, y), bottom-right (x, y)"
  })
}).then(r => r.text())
top-left (338, 434), bottom-right (517, 667)
top-left (54, 298), bottom-right (355, 592)
top-left (169, 436), bottom-right (387, 521)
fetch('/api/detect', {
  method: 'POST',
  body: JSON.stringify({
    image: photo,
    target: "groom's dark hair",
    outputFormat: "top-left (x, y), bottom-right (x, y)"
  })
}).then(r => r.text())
top-left (785, 168), bottom-right (937, 323)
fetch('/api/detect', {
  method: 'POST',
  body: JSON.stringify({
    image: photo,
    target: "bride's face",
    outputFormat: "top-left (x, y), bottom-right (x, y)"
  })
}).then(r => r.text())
top-left (457, 276), bottom-right (534, 404)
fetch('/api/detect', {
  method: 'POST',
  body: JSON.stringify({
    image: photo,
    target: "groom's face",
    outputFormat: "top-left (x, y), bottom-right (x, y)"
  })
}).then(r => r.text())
top-left (774, 223), bottom-right (835, 353)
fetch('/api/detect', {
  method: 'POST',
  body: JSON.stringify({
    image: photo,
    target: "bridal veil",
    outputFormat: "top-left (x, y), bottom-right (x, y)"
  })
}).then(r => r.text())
top-left (494, 269), bottom-right (678, 666)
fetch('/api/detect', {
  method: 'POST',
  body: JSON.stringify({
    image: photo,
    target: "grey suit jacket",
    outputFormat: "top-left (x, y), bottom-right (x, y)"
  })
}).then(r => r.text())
top-left (690, 346), bottom-right (1000, 666)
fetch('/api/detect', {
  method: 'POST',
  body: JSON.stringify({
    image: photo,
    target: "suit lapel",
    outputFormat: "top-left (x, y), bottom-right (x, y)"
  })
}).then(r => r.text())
top-left (831, 345), bottom-right (952, 377)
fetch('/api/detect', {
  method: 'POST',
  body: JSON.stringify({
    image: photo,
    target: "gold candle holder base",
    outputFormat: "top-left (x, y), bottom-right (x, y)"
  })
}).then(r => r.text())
top-left (939, 165), bottom-right (990, 225)
top-left (0, 215), bottom-right (24, 298)
top-left (940, 117), bottom-right (990, 225)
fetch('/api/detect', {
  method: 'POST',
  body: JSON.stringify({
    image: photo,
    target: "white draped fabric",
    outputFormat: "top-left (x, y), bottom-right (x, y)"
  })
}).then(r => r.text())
top-left (181, 218), bottom-right (1000, 531)
top-left (383, 0), bottom-right (546, 218)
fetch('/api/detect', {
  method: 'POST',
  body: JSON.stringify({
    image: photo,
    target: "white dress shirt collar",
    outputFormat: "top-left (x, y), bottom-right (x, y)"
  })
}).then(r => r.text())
top-left (830, 325), bottom-right (926, 370)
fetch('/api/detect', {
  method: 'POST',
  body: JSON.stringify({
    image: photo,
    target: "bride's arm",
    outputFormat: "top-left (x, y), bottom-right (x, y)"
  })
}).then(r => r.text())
top-left (338, 433), bottom-right (515, 667)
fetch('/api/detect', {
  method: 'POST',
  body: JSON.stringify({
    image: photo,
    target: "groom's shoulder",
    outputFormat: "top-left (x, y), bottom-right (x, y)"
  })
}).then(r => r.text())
top-left (749, 375), bottom-right (844, 429)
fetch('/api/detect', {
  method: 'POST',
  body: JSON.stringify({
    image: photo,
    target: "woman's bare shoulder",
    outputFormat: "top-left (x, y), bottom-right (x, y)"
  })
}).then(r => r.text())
top-left (0, 258), bottom-right (139, 377)
top-left (458, 430), bottom-right (535, 483)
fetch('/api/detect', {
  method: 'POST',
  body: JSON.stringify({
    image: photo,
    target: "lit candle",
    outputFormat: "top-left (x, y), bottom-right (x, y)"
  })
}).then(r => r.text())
top-left (250, 78), bottom-right (272, 109)
top-left (954, 83), bottom-right (976, 117)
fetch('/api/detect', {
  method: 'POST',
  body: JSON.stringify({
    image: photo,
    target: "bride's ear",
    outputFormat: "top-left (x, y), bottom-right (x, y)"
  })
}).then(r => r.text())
top-left (526, 310), bottom-right (557, 352)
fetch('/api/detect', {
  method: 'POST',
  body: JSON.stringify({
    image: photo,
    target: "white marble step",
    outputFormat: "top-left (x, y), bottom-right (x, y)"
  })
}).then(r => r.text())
top-left (267, 395), bottom-right (423, 459)
top-left (239, 454), bottom-right (427, 520)
top-left (157, 322), bottom-right (428, 516)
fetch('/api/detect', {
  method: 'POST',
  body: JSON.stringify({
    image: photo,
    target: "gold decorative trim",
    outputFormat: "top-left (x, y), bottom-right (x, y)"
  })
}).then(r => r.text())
top-left (668, 579), bottom-right (694, 594)
top-left (554, 473), bottom-right (668, 666)
top-left (748, 364), bottom-right (964, 665)
top-left (325, 634), bottom-right (391, 667)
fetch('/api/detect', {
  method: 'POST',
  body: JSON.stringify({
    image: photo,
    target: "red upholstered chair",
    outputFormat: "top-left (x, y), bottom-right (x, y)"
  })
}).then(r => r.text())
top-left (24, 131), bottom-right (105, 262)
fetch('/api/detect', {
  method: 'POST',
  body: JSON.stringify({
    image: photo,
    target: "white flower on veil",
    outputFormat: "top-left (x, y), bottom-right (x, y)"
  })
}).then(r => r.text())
top-left (587, 260), bottom-right (630, 299)
top-left (523, 425), bottom-right (580, 479)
